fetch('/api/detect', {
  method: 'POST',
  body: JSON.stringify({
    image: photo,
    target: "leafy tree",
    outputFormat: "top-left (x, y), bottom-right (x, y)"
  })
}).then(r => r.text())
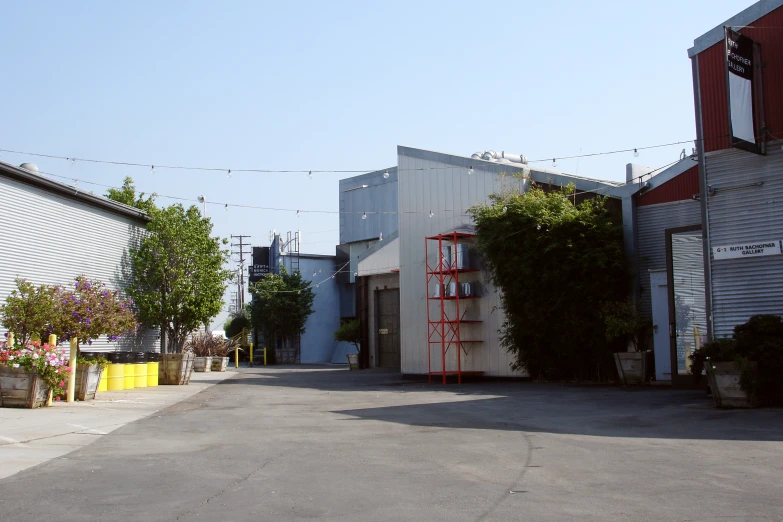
top-left (105, 177), bottom-right (156, 213)
top-left (224, 309), bottom-right (251, 339)
top-left (124, 203), bottom-right (232, 353)
top-left (249, 268), bottom-right (315, 363)
top-left (1, 279), bottom-right (58, 345)
top-left (469, 184), bottom-right (628, 381)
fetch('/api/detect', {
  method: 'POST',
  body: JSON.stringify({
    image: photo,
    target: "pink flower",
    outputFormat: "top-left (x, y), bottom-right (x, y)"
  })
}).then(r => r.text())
top-left (55, 396), bottom-right (61, 402)
top-left (59, 381), bottom-right (65, 387)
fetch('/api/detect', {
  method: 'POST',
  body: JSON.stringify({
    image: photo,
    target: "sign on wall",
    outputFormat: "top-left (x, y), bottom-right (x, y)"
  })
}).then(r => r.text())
top-left (713, 240), bottom-right (782, 260)
top-left (725, 28), bottom-right (761, 154)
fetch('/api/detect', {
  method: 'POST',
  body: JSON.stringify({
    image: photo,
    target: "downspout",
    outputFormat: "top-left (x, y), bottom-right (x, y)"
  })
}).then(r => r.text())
top-left (692, 53), bottom-right (715, 340)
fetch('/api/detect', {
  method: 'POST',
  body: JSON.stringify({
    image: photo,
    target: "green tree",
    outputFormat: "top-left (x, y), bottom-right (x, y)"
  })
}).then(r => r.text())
top-left (249, 268), bottom-right (315, 363)
top-left (105, 177), bottom-right (156, 213)
top-left (224, 309), bottom-right (251, 339)
top-left (1, 279), bottom-right (58, 345)
top-left (125, 204), bottom-right (232, 353)
top-left (334, 319), bottom-right (362, 354)
top-left (469, 184), bottom-right (629, 381)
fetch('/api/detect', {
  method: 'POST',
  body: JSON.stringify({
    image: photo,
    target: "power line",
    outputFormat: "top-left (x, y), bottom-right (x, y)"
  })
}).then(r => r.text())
top-left (0, 136), bottom-right (708, 175)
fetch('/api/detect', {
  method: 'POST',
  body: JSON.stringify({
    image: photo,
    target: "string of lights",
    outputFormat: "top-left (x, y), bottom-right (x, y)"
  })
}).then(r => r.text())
top-left (0, 135), bottom-right (709, 177)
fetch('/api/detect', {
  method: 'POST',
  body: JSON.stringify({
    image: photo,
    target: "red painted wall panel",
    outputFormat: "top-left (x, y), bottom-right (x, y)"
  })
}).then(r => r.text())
top-left (637, 166), bottom-right (700, 206)
top-left (696, 7), bottom-right (783, 152)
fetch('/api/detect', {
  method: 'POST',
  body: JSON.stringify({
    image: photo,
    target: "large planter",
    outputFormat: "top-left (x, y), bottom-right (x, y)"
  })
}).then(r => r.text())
top-left (211, 357), bottom-right (229, 372)
top-left (193, 356), bottom-right (213, 372)
top-left (706, 361), bottom-right (758, 408)
top-left (614, 352), bottom-right (647, 385)
top-left (159, 353), bottom-right (195, 385)
top-left (346, 353), bottom-right (359, 371)
top-left (74, 363), bottom-right (103, 401)
top-left (0, 367), bottom-right (51, 409)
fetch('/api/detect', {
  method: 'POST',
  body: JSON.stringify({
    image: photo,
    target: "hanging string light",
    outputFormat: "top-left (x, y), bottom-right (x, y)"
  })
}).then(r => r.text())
top-left (633, 148), bottom-right (639, 157)
top-left (383, 170), bottom-right (390, 179)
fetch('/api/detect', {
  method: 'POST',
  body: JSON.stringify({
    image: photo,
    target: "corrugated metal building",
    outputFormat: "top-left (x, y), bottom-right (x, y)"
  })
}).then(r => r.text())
top-left (0, 161), bottom-right (157, 351)
top-left (395, 146), bottom-right (622, 377)
top-left (689, 0), bottom-right (783, 338)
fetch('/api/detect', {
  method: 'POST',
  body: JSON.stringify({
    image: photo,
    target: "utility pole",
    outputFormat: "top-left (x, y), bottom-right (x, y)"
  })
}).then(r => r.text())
top-left (231, 234), bottom-right (252, 310)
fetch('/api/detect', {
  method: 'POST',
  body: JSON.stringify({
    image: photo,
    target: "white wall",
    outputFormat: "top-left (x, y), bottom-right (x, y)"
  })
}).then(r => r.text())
top-left (397, 147), bottom-right (529, 377)
top-left (0, 174), bottom-right (157, 351)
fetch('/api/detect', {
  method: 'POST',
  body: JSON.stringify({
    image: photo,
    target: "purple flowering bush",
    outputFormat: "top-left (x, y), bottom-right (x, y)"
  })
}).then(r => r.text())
top-left (50, 276), bottom-right (139, 348)
top-left (1, 277), bottom-right (138, 350)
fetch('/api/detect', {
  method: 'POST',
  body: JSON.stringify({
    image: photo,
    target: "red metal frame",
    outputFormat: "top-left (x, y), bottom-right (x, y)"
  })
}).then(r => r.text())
top-left (425, 232), bottom-right (483, 384)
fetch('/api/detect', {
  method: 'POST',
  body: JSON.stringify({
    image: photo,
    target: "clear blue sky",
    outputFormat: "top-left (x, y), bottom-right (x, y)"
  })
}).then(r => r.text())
top-left (1, 1), bottom-right (752, 324)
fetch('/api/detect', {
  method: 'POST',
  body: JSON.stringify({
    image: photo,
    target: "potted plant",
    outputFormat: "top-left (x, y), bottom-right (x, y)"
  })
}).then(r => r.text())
top-left (185, 331), bottom-right (223, 372)
top-left (59, 354), bottom-right (108, 401)
top-left (602, 300), bottom-right (653, 385)
top-left (334, 319), bottom-right (362, 370)
top-left (211, 338), bottom-right (235, 372)
top-left (691, 314), bottom-right (783, 408)
top-left (0, 339), bottom-right (69, 408)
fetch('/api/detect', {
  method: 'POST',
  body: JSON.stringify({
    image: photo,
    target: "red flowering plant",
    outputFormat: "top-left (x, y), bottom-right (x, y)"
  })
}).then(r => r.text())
top-left (50, 276), bottom-right (139, 353)
top-left (0, 339), bottom-right (70, 397)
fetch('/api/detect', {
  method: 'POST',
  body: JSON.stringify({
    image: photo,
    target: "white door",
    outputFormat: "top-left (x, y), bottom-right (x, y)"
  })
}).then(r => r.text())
top-left (650, 270), bottom-right (671, 382)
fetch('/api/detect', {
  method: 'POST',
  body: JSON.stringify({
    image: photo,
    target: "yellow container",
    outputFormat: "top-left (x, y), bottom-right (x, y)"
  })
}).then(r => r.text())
top-left (123, 363), bottom-right (136, 390)
top-left (134, 363), bottom-right (148, 388)
top-left (98, 365), bottom-right (108, 392)
top-left (107, 363), bottom-right (125, 391)
top-left (146, 361), bottom-right (159, 387)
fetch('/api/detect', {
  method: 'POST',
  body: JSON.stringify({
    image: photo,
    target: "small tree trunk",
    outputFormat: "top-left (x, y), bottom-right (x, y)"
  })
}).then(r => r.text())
top-left (160, 325), bottom-right (167, 354)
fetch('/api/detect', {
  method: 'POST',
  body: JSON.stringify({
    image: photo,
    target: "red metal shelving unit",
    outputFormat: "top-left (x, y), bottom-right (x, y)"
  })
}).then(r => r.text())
top-left (425, 232), bottom-right (483, 384)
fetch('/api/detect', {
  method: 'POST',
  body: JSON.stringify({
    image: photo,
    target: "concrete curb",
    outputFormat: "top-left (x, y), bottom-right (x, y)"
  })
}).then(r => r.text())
top-left (0, 370), bottom-right (237, 480)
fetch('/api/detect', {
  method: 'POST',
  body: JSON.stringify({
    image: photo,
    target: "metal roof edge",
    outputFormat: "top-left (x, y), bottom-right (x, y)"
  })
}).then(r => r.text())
top-left (687, 0), bottom-right (783, 58)
top-left (0, 161), bottom-right (150, 223)
top-left (339, 166), bottom-right (397, 188)
top-left (356, 230), bottom-right (400, 264)
top-left (397, 145), bottom-right (621, 194)
top-left (608, 157), bottom-right (699, 198)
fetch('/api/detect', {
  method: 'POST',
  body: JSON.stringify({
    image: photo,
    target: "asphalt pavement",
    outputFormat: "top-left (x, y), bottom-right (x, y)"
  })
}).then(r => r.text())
top-left (0, 366), bottom-right (781, 521)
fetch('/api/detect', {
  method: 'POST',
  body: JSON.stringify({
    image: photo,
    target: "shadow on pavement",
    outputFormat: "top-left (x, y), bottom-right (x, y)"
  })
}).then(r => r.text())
top-left (216, 366), bottom-right (783, 442)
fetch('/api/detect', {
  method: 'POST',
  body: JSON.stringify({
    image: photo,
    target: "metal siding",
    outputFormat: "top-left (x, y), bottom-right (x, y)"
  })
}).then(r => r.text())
top-left (705, 144), bottom-right (783, 336)
top-left (397, 150), bottom-right (530, 377)
top-left (637, 166), bottom-right (700, 206)
top-left (696, 8), bottom-right (783, 153)
top-left (636, 200), bottom-right (702, 321)
top-left (0, 175), bottom-right (157, 352)
top-left (339, 168), bottom-right (398, 244)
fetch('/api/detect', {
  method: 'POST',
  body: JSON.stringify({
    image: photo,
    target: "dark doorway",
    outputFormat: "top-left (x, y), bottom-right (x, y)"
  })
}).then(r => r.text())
top-left (666, 225), bottom-right (707, 389)
top-left (376, 289), bottom-right (401, 369)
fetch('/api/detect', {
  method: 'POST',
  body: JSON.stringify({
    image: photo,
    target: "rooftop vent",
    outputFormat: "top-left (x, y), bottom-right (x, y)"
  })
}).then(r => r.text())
top-left (19, 163), bottom-right (39, 172)
top-left (470, 150), bottom-right (528, 165)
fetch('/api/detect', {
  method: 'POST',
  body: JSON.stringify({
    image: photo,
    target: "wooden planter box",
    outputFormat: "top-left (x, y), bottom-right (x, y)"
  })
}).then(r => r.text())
top-left (211, 357), bottom-right (229, 372)
top-left (0, 367), bottom-right (51, 409)
top-left (706, 361), bottom-right (758, 408)
top-left (614, 352), bottom-right (646, 385)
top-left (158, 353), bottom-right (195, 385)
top-left (58, 363), bottom-right (104, 401)
top-left (193, 356), bottom-right (213, 372)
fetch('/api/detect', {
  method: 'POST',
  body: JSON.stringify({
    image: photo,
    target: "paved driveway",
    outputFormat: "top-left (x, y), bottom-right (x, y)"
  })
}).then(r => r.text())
top-left (1, 367), bottom-right (781, 521)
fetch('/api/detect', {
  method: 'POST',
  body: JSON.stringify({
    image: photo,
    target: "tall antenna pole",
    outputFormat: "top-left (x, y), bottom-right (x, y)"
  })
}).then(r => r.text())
top-left (231, 234), bottom-right (251, 310)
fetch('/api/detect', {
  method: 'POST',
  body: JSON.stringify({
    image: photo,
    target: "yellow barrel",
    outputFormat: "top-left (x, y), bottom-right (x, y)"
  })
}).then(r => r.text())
top-left (98, 366), bottom-right (108, 392)
top-left (124, 362), bottom-right (136, 390)
top-left (134, 363), bottom-right (147, 388)
top-left (107, 363), bottom-right (125, 391)
top-left (146, 361), bottom-right (159, 387)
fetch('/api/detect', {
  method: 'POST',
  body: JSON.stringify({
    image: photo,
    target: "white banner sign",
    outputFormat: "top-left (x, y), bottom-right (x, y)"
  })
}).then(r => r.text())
top-left (713, 240), bottom-right (782, 260)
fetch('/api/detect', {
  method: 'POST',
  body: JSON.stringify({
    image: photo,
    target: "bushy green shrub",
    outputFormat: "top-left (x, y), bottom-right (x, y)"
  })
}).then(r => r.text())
top-left (691, 315), bottom-right (783, 405)
top-left (470, 184), bottom-right (628, 381)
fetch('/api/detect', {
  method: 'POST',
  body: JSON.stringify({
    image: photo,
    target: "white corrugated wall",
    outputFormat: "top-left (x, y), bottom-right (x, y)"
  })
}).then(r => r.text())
top-left (0, 175), bottom-right (157, 351)
top-left (705, 144), bottom-right (783, 337)
top-left (636, 200), bottom-right (702, 320)
top-left (397, 148), bottom-right (529, 377)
